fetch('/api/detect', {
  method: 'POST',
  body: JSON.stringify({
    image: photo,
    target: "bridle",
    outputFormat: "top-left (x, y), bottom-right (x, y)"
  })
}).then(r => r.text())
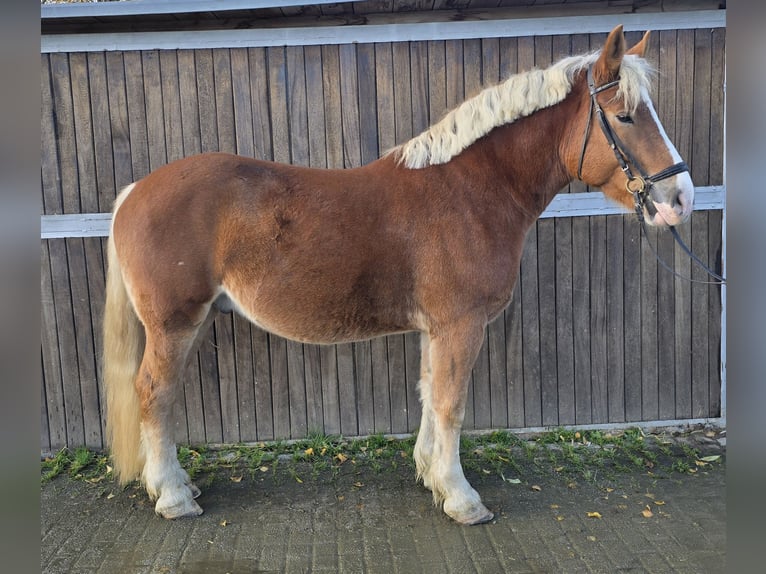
top-left (576, 64), bottom-right (725, 285)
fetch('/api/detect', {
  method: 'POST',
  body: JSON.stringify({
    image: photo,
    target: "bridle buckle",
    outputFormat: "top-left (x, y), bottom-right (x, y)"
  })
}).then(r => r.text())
top-left (625, 175), bottom-right (646, 195)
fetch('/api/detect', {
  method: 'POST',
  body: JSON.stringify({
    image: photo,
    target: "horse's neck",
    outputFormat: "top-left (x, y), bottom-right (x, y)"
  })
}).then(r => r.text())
top-left (459, 97), bottom-right (576, 221)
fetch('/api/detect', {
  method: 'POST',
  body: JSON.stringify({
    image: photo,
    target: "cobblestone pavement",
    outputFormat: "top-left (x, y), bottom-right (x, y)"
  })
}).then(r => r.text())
top-left (41, 431), bottom-right (725, 573)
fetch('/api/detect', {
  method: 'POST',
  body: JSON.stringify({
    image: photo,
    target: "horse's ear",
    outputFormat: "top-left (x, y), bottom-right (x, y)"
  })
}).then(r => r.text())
top-left (594, 25), bottom-right (626, 84)
top-left (626, 30), bottom-right (651, 57)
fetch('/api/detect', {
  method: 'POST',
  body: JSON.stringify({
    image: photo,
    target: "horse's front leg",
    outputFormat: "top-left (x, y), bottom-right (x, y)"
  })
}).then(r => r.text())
top-left (414, 333), bottom-right (435, 490)
top-left (424, 319), bottom-right (493, 525)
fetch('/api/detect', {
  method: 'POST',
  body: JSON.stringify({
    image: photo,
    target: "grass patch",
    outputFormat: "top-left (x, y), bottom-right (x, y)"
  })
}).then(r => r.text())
top-left (42, 427), bottom-right (722, 489)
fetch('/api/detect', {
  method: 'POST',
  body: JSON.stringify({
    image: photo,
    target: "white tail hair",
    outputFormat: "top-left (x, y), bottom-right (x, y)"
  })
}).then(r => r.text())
top-left (103, 183), bottom-right (145, 484)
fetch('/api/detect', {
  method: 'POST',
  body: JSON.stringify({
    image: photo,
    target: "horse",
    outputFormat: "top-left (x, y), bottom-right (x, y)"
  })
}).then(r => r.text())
top-left (103, 25), bottom-right (694, 524)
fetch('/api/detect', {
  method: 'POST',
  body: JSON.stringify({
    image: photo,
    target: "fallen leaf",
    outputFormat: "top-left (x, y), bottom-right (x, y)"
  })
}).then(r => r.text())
top-left (220, 520), bottom-right (228, 527)
top-left (606, 488), bottom-right (614, 493)
top-left (694, 460), bottom-right (707, 467)
top-left (106, 493), bottom-right (115, 500)
top-left (554, 466), bottom-right (564, 472)
top-left (586, 512), bottom-right (602, 519)
top-left (337, 495), bottom-right (345, 501)
top-left (259, 466), bottom-right (269, 472)
top-left (688, 468), bottom-right (698, 474)
top-left (645, 493), bottom-right (655, 499)
top-left (587, 536), bottom-right (597, 542)
top-left (641, 506), bottom-right (654, 518)
top-left (482, 469), bottom-right (491, 475)
top-left (699, 455), bottom-right (721, 463)
top-left (550, 504), bottom-right (560, 509)
top-left (335, 453), bottom-right (348, 463)
top-left (106, 465), bottom-right (113, 474)
top-left (320, 447), bottom-right (327, 456)
top-left (654, 500), bottom-right (666, 506)
top-left (294, 476), bottom-right (303, 483)
top-left (531, 485), bottom-right (542, 492)
top-left (705, 430), bottom-right (716, 438)
top-left (501, 473), bottom-right (521, 484)
top-left (353, 481), bottom-right (364, 488)
top-left (304, 447), bottom-right (314, 456)
top-left (230, 475), bottom-right (243, 483)
top-left (556, 515), bottom-right (565, 521)
top-left (575, 432), bottom-right (581, 440)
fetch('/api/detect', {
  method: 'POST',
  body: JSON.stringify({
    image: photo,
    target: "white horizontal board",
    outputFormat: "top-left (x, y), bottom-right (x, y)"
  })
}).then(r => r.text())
top-left (41, 0), bottom-right (361, 18)
top-left (41, 186), bottom-right (725, 239)
top-left (41, 10), bottom-right (725, 53)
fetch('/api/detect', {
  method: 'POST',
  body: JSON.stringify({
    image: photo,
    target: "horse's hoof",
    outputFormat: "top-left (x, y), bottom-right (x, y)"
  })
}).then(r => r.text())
top-left (188, 483), bottom-right (202, 499)
top-left (155, 496), bottom-right (203, 519)
top-left (443, 499), bottom-right (494, 525)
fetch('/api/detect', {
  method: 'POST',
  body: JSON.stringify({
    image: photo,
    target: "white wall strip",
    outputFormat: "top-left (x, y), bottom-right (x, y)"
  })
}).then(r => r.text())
top-left (41, 10), bottom-right (725, 53)
top-left (41, 186), bottom-right (724, 239)
top-left (41, 0), bottom-right (362, 18)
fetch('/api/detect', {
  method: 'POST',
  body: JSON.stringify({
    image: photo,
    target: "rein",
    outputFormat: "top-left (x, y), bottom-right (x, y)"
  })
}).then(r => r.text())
top-left (577, 65), bottom-right (726, 285)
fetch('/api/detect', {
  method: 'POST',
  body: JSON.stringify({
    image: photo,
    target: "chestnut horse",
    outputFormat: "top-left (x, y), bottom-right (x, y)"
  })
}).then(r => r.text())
top-left (103, 26), bottom-right (693, 524)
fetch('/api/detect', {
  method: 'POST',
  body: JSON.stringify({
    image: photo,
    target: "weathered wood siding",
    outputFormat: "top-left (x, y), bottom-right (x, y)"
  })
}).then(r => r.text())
top-left (40, 28), bottom-right (725, 452)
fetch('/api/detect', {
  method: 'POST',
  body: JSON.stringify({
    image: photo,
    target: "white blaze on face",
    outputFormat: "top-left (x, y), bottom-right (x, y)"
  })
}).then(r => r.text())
top-left (643, 94), bottom-right (695, 226)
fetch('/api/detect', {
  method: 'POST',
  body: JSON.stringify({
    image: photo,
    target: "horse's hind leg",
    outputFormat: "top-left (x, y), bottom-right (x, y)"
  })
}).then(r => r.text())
top-left (138, 309), bottom-right (216, 519)
top-left (426, 319), bottom-right (493, 525)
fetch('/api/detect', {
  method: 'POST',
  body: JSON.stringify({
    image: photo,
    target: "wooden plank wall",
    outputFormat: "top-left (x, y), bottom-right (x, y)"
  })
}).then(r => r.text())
top-left (40, 29), bottom-right (725, 452)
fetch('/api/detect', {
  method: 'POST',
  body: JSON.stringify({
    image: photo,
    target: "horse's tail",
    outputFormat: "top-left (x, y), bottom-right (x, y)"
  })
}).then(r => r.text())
top-left (103, 183), bottom-right (145, 485)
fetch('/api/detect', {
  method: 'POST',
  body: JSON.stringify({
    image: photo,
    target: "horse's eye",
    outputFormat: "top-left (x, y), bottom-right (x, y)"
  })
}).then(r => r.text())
top-left (616, 114), bottom-right (633, 124)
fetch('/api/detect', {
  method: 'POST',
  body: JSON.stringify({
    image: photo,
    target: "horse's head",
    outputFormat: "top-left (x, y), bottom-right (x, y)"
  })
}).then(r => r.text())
top-left (570, 25), bottom-right (694, 227)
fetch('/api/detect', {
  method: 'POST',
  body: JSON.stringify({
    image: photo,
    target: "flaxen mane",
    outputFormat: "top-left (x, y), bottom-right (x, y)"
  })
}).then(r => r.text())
top-left (392, 52), bottom-right (654, 169)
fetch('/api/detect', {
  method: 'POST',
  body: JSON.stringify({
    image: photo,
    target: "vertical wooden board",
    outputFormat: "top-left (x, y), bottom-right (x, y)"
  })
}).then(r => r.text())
top-left (123, 52), bottom-right (150, 179)
top-left (141, 51), bottom-right (168, 171)
top-left (69, 53), bottom-right (96, 212)
top-left (445, 40), bottom-right (464, 111)
top-left (287, 340), bottom-right (308, 438)
top-left (104, 52), bottom-right (133, 189)
top-left (269, 336), bottom-right (291, 439)
top-left (709, 29), bottom-right (725, 186)
top-left (158, 51), bottom-right (184, 164)
top-left (198, 329), bottom-right (223, 443)
top-left (196, 49), bottom-right (219, 154)
top-left (403, 332), bottom-right (421, 433)
top-left (569, 34), bottom-right (589, 194)
top-left (427, 40), bottom-right (447, 124)
top-left (71, 54), bottom-right (106, 448)
top-left (471, 328), bottom-right (491, 431)
top-left (41, 55), bottom-right (60, 216)
top-left (572, 217), bottom-right (591, 424)
top-left (181, 351), bottom-right (205, 445)
top-left (356, 43), bottom-right (379, 164)
top-left (639, 223), bottom-right (659, 422)
top-left (623, 217), bottom-right (642, 421)
top-left (321, 45), bottom-right (344, 168)
top-left (487, 313), bottom-right (507, 429)
top-left (41, 364), bottom-right (51, 454)
top-left (305, 45), bottom-right (327, 167)
top-left (320, 345), bottom-right (341, 436)
top-left (537, 217), bottom-right (558, 426)
top-left (409, 41), bottom-right (429, 135)
top-left (505, 285), bottom-right (524, 428)
top-left (214, 314), bottom-right (240, 444)
top-left (336, 343), bottom-right (358, 436)
top-left (371, 338), bottom-right (391, 434)
top-left (392, 42), bottom-right (413, 146)
top-left (177, 50), bottom-right (202, 157)
top-left (387, 335), bottom-right (408, 433)
top-left (253, 328), bottom-right (275, 440)
top-left (339, 44), bottom-right (362, 168)
top-left (672, 30), bottom-right (694, 419)
top-left (654, 32), bottom-right (677, 421)
top-left (41, 241), bottom-right (66, 449)
top-left (304, 344), bottom-right (325, 434)
top-left (554, 213), bottom-right (575, 425)
top-left (589, 216), bottom-right (608, 423)
top-left (374, 43), bottom-right (395, 151)
top-left (354, 340), bottom-right (375, 436)
top-left (707, 211), bottom-right (723, 417)
top-left (520, 231), bottom-right (541, 428)
top-left (86, 53), bottom-right (117, 211)
top-left (691, 30), bottom-right (714, 419)
top-left (247, 48), bottom-right (272, 161)
top-left (286, 46), bottom-right (309, 165)
top-left (213, 48), bottom-right (236, 154)
top-left (230, 48), bottom-right (255, 158)
top-left (605, 216), bottom-right (625, 422)
top-left (481, 37), bottom-right (500, 84)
